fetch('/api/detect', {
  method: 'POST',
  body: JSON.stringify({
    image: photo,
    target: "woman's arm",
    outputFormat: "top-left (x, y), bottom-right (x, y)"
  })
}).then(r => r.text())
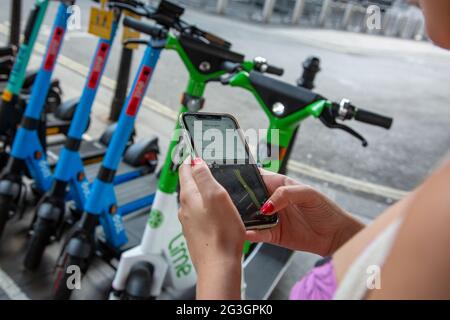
top-left (178, 158), bottom-right (245, 300)
top-left (331, 160), bottom-right (450, 298)
top-left (196, 257), bottom-right (242, 300)
top-left (367, 161), bottom-right (450, 299)
top-left (332, 191), bottom-right (414, 283)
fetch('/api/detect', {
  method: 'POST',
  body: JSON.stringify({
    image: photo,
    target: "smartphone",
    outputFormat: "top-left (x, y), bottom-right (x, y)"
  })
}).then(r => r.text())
top-left (180, 112), bottom-right (278, 230)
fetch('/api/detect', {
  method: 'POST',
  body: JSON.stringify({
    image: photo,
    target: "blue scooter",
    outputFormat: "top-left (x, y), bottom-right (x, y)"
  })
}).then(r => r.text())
top-left (0, 2), bottom-right (73, 239)
top-left (52, 16), bottom-right (168, 300)
top-left (23, 1), bottom-right (160, 270)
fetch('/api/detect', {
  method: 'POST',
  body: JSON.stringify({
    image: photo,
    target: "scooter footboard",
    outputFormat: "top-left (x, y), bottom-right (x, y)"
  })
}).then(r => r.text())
top-left (243, 243), bottom-right (294, 300)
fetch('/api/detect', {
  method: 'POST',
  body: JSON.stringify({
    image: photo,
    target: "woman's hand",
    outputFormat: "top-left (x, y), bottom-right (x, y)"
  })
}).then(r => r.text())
top-left (246, 170), bottom-right (364, 256)
top-left (178, 157), bottom-right (245, 299)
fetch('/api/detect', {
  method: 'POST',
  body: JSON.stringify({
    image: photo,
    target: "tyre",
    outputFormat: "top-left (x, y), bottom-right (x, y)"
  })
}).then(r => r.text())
top-left (122, 261), bottom-right (154, 300)
top-left (24, 218), bottom-right (54, 270)
top-left (45, 81), bottom-right (62, 113)
top-left (52, 254), bottom-right (83, 300)
top-left (0, 194), bottom-right (13, 239)
top-left (0, 151), bottom-right (9, 173)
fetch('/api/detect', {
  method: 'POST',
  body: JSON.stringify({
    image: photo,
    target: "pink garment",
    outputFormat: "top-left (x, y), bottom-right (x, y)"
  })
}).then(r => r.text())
top-left (289, 257), bottom-right (337, 300)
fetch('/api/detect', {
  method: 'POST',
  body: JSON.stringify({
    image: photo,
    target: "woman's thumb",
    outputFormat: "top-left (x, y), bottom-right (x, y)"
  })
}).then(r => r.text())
top-left (245, 229), bottom-right (274, 244)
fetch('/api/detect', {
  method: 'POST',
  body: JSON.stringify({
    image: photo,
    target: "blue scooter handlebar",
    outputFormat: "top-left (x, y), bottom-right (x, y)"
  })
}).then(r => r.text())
top-left (122, 16), bottom-right (167, 38)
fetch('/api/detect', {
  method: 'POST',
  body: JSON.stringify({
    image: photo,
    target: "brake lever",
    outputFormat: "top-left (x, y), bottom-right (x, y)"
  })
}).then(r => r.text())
top-left (123, 38), bottom-right (149, 47)
top-left (319, 108), bottom-right (368, 147)
top-left (108, 1), bottom-right (150, 17)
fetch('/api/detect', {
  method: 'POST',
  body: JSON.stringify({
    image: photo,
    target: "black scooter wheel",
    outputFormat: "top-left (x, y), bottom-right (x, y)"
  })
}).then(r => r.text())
top-left (52, 254), bottom-right (83, 300)
top-left (45, 82), bottom-right (62, 113)
top-left (0, 152), bottom-right (9, 173)
top-left (24, 218), bottom-right (54, 270)
top-left (0, 194), bottom-right (13, 239)
top-left (122, 261), bottom-right (154, 300)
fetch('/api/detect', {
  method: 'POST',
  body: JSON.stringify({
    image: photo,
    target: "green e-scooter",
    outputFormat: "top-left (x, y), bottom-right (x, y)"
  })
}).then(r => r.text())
top-left (107, 6), bottom-right (392, 301)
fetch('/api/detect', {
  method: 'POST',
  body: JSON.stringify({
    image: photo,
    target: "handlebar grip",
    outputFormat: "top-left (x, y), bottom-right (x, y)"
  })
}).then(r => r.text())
top-left (123, 17), bottom-right (166, 38)
top-left (266, 64), bottom-right (284, 76)
top-left (354, 108), bottom-right (393, 129)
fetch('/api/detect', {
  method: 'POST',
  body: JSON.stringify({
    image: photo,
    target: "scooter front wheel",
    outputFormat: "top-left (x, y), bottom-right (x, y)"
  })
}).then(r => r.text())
top-left (24, 218), bottom-right (54, 270)
top-left (122, 261), bottom-right (154, 300)
top-left (52, 254), bottom-right (83, 300)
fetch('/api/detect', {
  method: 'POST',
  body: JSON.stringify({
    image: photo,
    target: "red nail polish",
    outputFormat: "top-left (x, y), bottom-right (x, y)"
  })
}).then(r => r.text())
top-left (260, 201), bottom-right (274, 214)
top-left (191, 157), bottom-right (202, 167)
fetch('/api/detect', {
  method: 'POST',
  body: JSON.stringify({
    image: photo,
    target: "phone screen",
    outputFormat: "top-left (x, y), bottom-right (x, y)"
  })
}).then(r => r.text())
top-left (182, 113), bottom-right (278, 229)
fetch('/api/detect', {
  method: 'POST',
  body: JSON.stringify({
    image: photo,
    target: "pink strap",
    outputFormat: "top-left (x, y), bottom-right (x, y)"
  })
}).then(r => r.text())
top-left (289, 258), bottom-right (337, 300)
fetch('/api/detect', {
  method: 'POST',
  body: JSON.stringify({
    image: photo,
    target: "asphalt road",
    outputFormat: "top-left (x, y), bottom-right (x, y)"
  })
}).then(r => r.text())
top-left (0, 0), bottom-right (449, 300)
top-left (2, 0), bottom-right (449, 192)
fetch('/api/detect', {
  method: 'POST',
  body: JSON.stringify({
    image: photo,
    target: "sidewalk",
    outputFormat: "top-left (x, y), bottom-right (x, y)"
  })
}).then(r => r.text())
top-left (272, 28), bottom-right (450, 58)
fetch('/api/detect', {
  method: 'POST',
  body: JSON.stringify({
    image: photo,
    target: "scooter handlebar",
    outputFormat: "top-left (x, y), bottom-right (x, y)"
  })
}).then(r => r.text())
top-left (108, 1), bottom-right (149, 17)
top-left (354, 108), bottom-right (393, 129)
top-left (123, 16), bottom-right (167, 38)
top-left (266, 64), bottom-right (284, 76)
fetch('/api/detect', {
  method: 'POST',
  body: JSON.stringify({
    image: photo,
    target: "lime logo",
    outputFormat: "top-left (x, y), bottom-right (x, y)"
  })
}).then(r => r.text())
top-left (169, 233), bottom-right (192, 277)
top-left (148, 209), bottom-right (163, 228)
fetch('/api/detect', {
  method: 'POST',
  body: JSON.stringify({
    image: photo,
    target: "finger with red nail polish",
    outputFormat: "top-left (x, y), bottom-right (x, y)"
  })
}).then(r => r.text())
top-left (191, 157), bottom-right (202, 167)
top-left (260, 200), bottom-right (274, 215)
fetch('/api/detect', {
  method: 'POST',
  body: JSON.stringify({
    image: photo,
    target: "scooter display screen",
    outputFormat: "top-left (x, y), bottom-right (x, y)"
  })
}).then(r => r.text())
top-left (182, 113), bottom-right (278, 229)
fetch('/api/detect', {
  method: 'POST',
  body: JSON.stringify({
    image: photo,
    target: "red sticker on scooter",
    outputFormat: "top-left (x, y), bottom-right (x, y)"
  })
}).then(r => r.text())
top-left (125, 66), bottom-right (152, 116)
top-left (43, 27), bottom-right (65, 71)
top-left (87, 42), bottom-right (110, 89)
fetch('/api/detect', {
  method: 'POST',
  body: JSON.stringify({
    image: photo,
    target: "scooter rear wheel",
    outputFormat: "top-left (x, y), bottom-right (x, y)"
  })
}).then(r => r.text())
top-left (52, 254), bottom-right (83, 300)
top-left (24, 218), bottom-right (54, 270)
